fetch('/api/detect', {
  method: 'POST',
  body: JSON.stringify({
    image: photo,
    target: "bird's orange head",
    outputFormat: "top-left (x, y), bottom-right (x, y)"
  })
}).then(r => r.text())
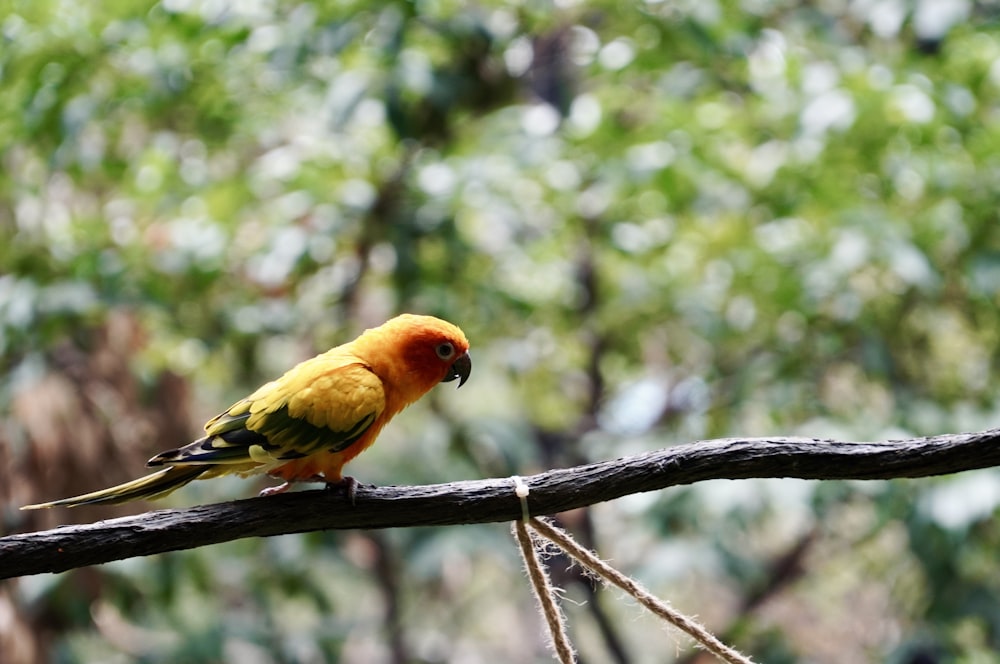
top-left (354, 314), bottom-right (471, 405)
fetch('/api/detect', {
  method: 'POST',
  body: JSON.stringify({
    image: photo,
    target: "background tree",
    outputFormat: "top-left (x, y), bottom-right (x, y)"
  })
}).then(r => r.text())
top-left (3, 0), bottom-right (1000, 662)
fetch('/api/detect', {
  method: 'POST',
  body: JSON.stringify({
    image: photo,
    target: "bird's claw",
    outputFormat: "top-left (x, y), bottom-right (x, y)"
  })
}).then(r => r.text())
top-left (259, 475), bottom-right (366, 505)
top-left (259, 482), bottom-right (292, 497)
top-left (325, 476), bottom-right (360, 505)
top-left (259, 474), bottom-right (325, 497)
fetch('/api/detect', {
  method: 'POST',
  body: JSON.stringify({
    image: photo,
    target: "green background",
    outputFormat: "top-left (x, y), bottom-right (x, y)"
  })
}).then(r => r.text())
top-left (3, 0), bottom-right (1000, 661)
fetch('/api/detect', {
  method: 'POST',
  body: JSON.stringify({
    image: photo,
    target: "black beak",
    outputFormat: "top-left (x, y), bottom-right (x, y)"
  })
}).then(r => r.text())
top-left (443, 351), bottom-right (471, 387)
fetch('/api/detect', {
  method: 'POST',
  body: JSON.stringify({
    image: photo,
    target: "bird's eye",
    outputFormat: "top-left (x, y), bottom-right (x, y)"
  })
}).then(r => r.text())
top-left (435, 342), bottom-right (455, 360)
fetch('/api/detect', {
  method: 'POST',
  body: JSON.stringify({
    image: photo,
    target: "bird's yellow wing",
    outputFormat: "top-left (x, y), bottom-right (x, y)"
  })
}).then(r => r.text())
top-left (148, 360), bottom-right (386, 468)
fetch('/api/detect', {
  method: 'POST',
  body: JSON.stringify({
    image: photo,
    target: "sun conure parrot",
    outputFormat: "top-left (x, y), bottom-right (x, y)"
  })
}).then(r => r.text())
top-left (22, 314), bottom-right (471, 508)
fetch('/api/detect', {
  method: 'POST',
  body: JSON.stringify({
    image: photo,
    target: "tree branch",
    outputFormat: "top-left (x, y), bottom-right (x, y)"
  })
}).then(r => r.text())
top-left (4, 428), bottom-right (1000, 579)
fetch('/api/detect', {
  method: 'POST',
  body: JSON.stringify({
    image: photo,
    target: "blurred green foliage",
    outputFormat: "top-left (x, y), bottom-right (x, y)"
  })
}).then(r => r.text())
top-left (3, 0), bottom-right (1000, 662)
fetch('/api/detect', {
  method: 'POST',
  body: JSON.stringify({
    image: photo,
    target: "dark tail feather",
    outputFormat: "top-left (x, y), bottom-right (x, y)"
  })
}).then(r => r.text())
top-left (21, 466), bottom-right (207, 509)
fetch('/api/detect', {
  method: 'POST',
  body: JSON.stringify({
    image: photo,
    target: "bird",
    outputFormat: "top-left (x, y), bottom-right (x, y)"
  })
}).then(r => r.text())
top-left (22, 313), bottom-right (471, 508)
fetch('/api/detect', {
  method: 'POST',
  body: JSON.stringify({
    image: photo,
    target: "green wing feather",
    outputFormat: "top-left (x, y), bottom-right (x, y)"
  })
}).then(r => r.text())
top-left (148, 361), bottom-right (385, 467)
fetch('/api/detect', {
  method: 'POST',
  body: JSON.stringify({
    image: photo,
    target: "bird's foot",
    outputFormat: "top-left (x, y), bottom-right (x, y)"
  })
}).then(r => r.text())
top-left (259, 481), bottom-right (292, 497)
top-left (259, 475), bottom-right (327, 497)
top-left (324, 475), bottom-right (359, 505)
